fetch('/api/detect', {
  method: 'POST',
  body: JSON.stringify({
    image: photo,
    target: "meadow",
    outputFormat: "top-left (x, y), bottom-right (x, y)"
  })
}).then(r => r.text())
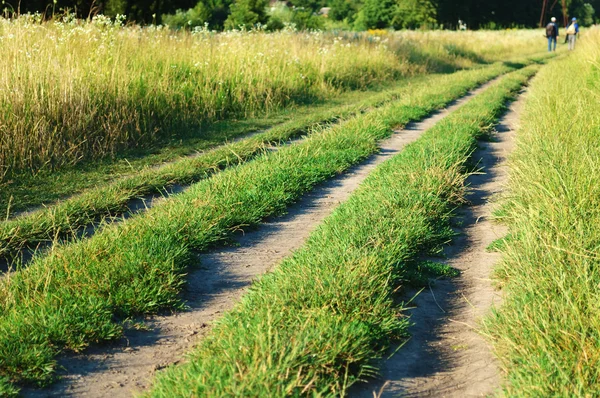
top-left (1, 14), bottom-right (573, 397)
top-left (484, 28), bottom-right (600, 396)
top-left (0, 18), bottom-right (542, 211)
top-left (0, 58), bottom-right (530, 393)
top-left (147, 66), bottom-right (538, 397)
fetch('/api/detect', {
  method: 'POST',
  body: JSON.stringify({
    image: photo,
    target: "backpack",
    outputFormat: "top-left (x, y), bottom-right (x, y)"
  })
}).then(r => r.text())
top-left (566, 23), bottom-right (576, 34)
top-left (546, 23), bottom-right (556, 37)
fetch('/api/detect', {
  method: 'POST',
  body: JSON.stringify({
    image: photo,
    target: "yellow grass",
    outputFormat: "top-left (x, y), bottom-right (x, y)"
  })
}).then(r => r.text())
top-left (0, 16), bottom-right (542, 180)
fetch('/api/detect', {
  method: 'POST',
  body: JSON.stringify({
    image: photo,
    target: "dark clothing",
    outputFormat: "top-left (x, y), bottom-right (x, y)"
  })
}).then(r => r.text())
top-left (546, 22), bottom-right (559, 38)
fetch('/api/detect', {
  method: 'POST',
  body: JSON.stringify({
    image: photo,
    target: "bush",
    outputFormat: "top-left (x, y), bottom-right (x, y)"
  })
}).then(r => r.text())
top-left (162, 3), bottom-right (211, 29)
top-left (163, 1), bottom-right (232, 30)
top-left (393, 0), bottom-right (437, 30)
top-left (328, 0), bottom-right (357, 22)
top-left (353, 0), bottom-right (395, 30)
top-left (224, 0), bottom-right (268, 30)
top-left (266, 3), bottom-right (324, 31)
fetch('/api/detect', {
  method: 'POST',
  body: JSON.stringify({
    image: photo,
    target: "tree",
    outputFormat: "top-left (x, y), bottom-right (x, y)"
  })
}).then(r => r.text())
top-left (162, 1), bottom-right (212, 28)
top-left (224, 0), bottom-right (268, 29)
top-left (162, 0), bottom-right (232, 29)
top-left (393, 0), bottom-right (437, 29)
top-left (11, 0), bottom-right (597, 28)
top-left (570, 1), bottom-right (596, 25)
top-left (353, 0), bottom-right (394, 29)
top-left (289, 0), bottom-right (324, 11)
top-left (328, 0), bottom-right (357, 21)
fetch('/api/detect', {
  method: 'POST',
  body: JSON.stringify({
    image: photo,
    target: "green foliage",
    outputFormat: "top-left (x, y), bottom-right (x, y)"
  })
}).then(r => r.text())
top-left (103, 0), bottom-right (128, 16)
top-left (403, 261), bottom-right (460, 287)
top-left (147, 66), bottom-right (536, 397)
top-left (393, 0), bottom-right (437, 29)
top-left (0, 62), bottom-right (519, 391)
top-left (15, 0), bottom-right (600, 29)
top-left (583, 3), bottom-right (596, 25)
top-left (576, 2), bottom-right (596, 25)
top-left (353, 0), bottom-right (395, 30)
top-left (265, 3), bottom-right (288, 30)
top-left (162, 2), bottom-right (211, 28)
top-left (289, 0), bottom-right (324, 11)
top-left (292, 7), bottom-right (324, 29)
top-left (224, 0), bottom-right (268, 29)
top-left (328, 0), bottom-right (357, 21)
top-left (0, 377), bottom-right (18, 398)
top-left (265, 1), bottom-right (324, 30)
top-left (162, 0), bottom-right (231, 29)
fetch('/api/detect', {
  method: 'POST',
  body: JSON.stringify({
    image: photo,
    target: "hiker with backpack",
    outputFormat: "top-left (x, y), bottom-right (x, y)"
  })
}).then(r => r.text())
top-left (566, 17), bottom-right (580, 50)
top-left (546, 17), bottom-right (559, 52)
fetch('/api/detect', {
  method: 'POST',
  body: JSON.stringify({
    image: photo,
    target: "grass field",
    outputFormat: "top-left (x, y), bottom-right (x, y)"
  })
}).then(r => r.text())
top-left (0, 80), bottom-right (411, 216)
top-left (0, 19), bottom-right (541, 185)
top-left (0, 59), bottom-right (548, 264)
top-left (146, 66), bottom-right (538, 398)
top-left (0, 58), bottom-right (521, 390)
top-left (483, 28), bottom-right (600, 396)
top-left (3, 15), bottom-right (580, 396)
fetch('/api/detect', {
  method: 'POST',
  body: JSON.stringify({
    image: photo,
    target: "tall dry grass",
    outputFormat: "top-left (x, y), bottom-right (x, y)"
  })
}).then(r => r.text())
top-left (384, 29), bottom-right (545, 72)
top-left (0, 16), bottom-right (542, 180)
top-left (483, 27), bottom-right (600, 396)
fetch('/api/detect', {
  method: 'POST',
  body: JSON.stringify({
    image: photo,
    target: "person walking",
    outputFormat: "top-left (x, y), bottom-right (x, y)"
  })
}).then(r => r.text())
top-left (566, 17), bottom-right (580, 50)
top-left (546, 17), bottom-right (559, 51)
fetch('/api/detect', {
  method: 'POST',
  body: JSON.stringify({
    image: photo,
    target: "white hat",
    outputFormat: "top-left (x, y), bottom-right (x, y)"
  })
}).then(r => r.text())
top-left (551, 17), bottom-right (556, 22)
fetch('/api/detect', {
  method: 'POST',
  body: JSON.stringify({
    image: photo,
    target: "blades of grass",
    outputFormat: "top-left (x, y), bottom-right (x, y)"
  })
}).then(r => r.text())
top-left (483, 29), bottom-right (600, 397)
top-left (0, 60), bottom-right (528, 261)
top-left (0, 66), bottom-right (537, 392)
top-left (146, 66), bottom-right (538, 397)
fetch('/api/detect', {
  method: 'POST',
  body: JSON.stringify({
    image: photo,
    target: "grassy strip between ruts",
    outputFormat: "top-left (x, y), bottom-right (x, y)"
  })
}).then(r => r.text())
top-left (0, 63), bottom-right (537, 394)
top-left (482, 30), bottom-right (600, 396)
top-left (145, 66), bottom-right (539, 397)
top-left (0, 61), bottom-right (528, 262)
top-left (0, 75), bottom-right (424, 217)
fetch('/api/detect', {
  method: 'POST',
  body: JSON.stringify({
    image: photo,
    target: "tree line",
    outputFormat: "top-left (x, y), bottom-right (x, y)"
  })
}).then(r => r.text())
top-left (5, 0), bottom-right (598, 29)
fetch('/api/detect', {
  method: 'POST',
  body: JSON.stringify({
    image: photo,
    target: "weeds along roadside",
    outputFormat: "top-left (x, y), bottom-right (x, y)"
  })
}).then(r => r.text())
top-left (145, 66), bottom-right (539, 397)
top-left (0, 63), bottom-right (539, 393)
top-left (482, 30), bottom-right (600, 396)
top-left (0, 60), bottom-right (531, 263)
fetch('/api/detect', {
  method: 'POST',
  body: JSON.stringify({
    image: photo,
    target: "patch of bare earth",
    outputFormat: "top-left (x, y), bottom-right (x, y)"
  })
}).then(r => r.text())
top-left (353, 90), bottom-right (526, 398)
top-left (23, 81), bottom-right (496, 398)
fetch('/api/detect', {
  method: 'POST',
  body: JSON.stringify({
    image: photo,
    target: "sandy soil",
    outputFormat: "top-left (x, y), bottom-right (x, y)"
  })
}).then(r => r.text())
top-left (23, 82), bottom-right (496, 398)
top-left (352, 91), bottom-right (526, 398)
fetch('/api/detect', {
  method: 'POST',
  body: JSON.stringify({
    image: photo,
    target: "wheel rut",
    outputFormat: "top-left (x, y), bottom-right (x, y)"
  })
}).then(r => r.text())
top-left (352, 89), bottom-right (527, 398)
top-left (23, 80), bottom-right (498, 398)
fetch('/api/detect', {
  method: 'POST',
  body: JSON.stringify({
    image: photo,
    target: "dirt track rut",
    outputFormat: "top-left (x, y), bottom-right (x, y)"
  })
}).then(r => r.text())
top-left (353, 89), bottom-right (526, 398)
top-left (24, 81), bottom-right (497, 398)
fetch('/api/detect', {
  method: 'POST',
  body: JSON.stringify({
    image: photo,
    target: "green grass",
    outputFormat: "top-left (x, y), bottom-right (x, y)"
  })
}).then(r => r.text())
top-left (146, 66), bottom-right (538, 398)
top-left (1, 18), bottom-right (545, 182)
top-left (0, 61), bottom-right (525, 262)
top-left (0, 19), bottom-right (412, 180)
top-left (482, 29), bottom-right (600, 396)
top-left (486, 234), bottom-right (512, 253)
top-left (405, 261), bottom-right (461, 287)
top-left (0, 376), bottom-right (18, 398)
top-left (0, 62), bottom-right (538, 393)
top-left (0, 78), bottom-right (416, 216)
